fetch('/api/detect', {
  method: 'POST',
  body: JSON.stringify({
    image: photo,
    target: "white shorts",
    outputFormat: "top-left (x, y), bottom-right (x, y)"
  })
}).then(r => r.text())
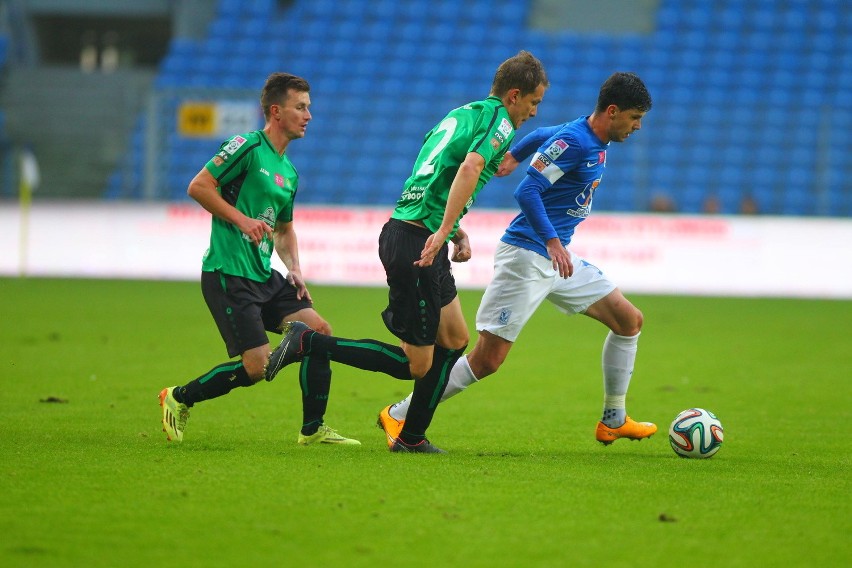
top-left (475, 242), bottom-right (617, 342)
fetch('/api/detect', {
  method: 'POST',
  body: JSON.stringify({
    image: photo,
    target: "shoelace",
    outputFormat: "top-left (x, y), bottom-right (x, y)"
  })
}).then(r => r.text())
top-left (317, 424), bottom-right (340, 439)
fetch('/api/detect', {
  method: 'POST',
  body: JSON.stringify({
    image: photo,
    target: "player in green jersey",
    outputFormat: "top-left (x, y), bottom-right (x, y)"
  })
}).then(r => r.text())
top-left (264, 52), bottom-right (549, 453)
top-left (159, 73), bottom-right (358, 446)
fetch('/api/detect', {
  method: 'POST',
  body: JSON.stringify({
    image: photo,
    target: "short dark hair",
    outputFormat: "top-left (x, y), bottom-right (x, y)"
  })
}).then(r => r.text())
top-left (491, 50), bottom-right (549, 97)
top-left (261, 72), bottom-right (310, 119)
top-left (595, 72), bottom-right (652, 113)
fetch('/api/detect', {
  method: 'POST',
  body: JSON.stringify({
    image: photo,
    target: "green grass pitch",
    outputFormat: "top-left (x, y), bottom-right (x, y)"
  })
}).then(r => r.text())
top-left (1, 277), bottom-right (849, 567)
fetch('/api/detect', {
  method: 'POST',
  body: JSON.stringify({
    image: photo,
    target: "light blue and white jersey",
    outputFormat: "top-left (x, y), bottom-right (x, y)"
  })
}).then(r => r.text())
top-left (501, 116), bottom-right (608, 259)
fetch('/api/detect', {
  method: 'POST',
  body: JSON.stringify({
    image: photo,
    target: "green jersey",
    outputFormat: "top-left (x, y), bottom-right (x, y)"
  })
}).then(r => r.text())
top-left (392, 96), bottom-right (515, 237)
top-left (200, 130), bottom-right (298, 282)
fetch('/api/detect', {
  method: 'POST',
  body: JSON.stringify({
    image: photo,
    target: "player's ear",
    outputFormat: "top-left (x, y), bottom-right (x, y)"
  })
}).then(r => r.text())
top-left (507, 88), bottom-right (521, 105)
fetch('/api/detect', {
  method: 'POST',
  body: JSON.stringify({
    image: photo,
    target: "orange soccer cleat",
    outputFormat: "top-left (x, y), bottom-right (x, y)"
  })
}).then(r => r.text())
top-left (596, 416), bottom-right (657, 445)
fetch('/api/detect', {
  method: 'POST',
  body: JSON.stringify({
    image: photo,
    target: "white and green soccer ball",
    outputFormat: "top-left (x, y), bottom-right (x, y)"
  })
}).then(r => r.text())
top-left (668, 408), bottom-right (724, 458)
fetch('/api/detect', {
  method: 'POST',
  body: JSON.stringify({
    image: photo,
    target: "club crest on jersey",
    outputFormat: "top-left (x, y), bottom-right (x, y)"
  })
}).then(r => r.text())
top-left (223, 135), bottom-right (247, 155)
top-left (498, 308), bottom-right (511, 326)
top-left (545, 139), bottom-right (569, 160)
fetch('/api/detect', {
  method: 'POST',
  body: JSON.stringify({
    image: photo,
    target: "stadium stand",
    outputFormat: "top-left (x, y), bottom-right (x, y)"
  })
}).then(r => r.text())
top-left (104, 0), bottom-right (851, 217)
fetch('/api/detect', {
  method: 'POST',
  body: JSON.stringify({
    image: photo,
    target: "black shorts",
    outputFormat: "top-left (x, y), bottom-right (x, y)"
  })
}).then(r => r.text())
top-left (201, 269), bottom-right (312, 358)
top-left (378, 219), bottom-right (457, 346)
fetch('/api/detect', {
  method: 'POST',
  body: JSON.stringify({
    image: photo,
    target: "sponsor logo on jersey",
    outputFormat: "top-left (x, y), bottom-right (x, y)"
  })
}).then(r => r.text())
top-left (400, 185), bottom-right (426, 202)
top-left (274, 173), bottom-right (285, 187)
top-left (213, 156), bottom-right (224, 166)
top-left (531, 152), bottom-right (552, 172)
top-left (490, 137), bottom-right (500, 150)
top-left (498, 118), bottom-right (513, 138)
top-left (260, 168), bottom-right (270, 176)
top-left (223, 135), bottom-right (247, 155)
top-left (259, 207), bottom-right (276, 229)
top-left (586, 151), bottom-right (606, 167)
top-left (545, 139), bottom-right (569, 160)
top-left (566, 179), bottom-right (600, 219)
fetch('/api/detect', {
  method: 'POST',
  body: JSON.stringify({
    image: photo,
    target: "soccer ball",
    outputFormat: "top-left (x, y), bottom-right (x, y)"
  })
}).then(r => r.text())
top-left (668, 408), bottom-right (724, 458)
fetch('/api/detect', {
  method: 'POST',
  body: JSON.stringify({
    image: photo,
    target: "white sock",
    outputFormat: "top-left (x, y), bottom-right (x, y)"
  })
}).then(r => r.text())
top-left (442, 354), bottom-right (478, 402)
top-left (389, 394), bottom-right (411, 421)
top-left (388, 354), bottom-right (479, 421)
top-left (601, 331), bottom-right (640, 427)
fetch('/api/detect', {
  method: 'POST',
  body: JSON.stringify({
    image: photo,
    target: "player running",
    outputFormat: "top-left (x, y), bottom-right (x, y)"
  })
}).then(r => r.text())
top-left (265, 51), bottom-right (549, 453)
top-left (378, 72), bottom-right (658, 446)
top-left (159, 73), bottom-right (358, 446)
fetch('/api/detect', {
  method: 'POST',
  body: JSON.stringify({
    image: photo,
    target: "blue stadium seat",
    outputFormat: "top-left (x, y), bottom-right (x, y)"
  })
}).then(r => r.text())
top-left (104, 0), bottom-right (851, 215)
top-left (0, 35), bottom-right (8, 69)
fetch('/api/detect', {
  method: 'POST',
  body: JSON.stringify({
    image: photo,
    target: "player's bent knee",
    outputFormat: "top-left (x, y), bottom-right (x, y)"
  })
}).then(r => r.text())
top-left (624, 307), bottom-right (643, 336)
top-left (409, 362), bottom-right (431, 380)
top-left (312, 320), bottom-right (332, 335)
top-left (242, 352), bottom-right (269, 382)
top-left (445, 336), bottom-right (469, 351)
top-left (612, 305), bottom-right (643, 337)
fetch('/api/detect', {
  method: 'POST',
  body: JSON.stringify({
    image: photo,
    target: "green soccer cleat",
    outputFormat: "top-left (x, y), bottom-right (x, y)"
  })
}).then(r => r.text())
top-left (159, 386), bottom-right (189, 442)
top-left (265, 321), bottom-right (310, 381)
top-left (297, 424), bottom-right (361, 446)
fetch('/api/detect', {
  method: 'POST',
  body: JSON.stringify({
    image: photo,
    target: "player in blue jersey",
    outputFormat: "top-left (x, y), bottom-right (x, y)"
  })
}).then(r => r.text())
top-left (381, 72), bottom-right (657, 445)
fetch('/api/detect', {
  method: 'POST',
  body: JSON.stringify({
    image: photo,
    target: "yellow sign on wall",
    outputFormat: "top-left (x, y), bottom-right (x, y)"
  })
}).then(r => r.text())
top-left (177, 102), bottom-right (216, 137)
top-left (177, 101), bottom-right (260, 138)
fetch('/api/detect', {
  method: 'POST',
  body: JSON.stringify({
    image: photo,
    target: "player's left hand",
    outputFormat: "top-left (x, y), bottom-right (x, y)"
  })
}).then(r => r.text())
top-left (450, 229), bottom-right (471, 263)
top-left (287, 271), bottom-right (312, 302)
top-left (546, 238), bottom-right (573, 278)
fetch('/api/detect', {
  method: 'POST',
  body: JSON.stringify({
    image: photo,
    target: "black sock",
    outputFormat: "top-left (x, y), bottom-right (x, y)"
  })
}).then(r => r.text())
top-left (299, 353), bottom-right (331, 435)
top-left (174, 361), bottom-right (254, 407)
top-left (306, 331), bottom-right (412, 380)
top-left (399, 344), bottom-right (464, 445)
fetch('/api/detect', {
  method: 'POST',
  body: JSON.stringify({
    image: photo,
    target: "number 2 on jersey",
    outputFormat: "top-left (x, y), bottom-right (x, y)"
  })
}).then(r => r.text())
top-left (415, 117), bottom-right (458, 177)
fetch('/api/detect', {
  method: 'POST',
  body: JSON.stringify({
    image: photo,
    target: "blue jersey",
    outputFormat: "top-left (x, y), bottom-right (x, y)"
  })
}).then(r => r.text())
top-left (501, 116), bottom-right (608, 259)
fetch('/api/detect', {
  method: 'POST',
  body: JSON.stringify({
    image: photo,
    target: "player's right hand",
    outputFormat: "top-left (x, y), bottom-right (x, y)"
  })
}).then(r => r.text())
top-left (496, 151), bottom-right (519, 177)
top-left (239, 217), bottom-right (273, 245)
top-left (415, 233), bottom-right (443, 267)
